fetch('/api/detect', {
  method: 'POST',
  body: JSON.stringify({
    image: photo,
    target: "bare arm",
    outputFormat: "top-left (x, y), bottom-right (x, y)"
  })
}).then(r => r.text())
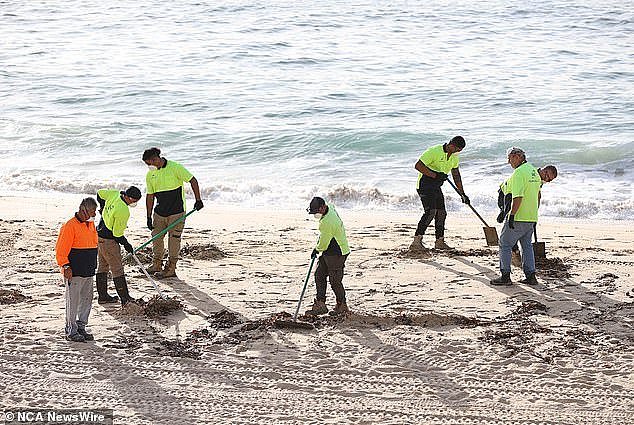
top-left (511, 197), bottom-right (523, 215)
top-left (146, 193), bottom-right (155, 218)
top-left (451, 168), bottom-right (465, 194)
top-left (414, 160), bottom-right (437, 178)
top-left (189, 177), bottom-right (202, 201)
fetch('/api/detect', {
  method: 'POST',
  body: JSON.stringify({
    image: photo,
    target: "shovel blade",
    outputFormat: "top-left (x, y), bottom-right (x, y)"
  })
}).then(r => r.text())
top-left (483, 226), bottom-right (499, 246)
top-left (533, 242), bottom-right (546, 258)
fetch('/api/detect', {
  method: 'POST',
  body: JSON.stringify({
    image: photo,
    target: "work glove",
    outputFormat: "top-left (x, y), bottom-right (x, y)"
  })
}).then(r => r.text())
top-left (461, 194), bottom-right (470, 205)
top-left (496, 210), bottom-right (506, 223)
top-left (497, 189), bottom-right (505, 209)
top-left (123, 241), bottom-right (134, 254)
top-left (435, 172), bottom-right (448, 181)
top-left (508, 214), bottom-right (515, 229)
top-left (147, 216), bottom-right (154, 231)
top-left (311, 249), bottom-right (319, 259)
top-left (194, 199), bottom-right (204, 211)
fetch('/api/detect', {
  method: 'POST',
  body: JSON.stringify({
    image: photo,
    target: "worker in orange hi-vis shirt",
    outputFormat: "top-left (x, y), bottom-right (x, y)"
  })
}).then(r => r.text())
top-left (55, 197), bottom-right (100, 343)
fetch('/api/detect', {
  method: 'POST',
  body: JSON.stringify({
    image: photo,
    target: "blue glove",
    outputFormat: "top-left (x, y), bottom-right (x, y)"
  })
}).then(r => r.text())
top-left (311, 249), bottom-right (318, 259)
top-left (194, 200), bottom-right (204, 211)
top-left (147, 216), bottom-right (154, 231)
top-left (508, 214), bottom-right (515, 229)
top-left (461, 194), bottom-right (470, 205)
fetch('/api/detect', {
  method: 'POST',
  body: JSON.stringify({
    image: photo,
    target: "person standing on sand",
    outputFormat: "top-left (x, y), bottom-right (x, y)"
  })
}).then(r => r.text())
top-left (142, 147), bottom-right (204, 278)
top-left (55, 197), bottom-right (99, 342)
top-left (491, 147), bottom-right (542, 286)
top-left (497, 164), bottom-right (558, 267)
top-left (410, 136), bottom-right (470, 254)
top-left (305, 196), bottom-right (351, 317)
top-left (96, 186), bottom-right (141, 305)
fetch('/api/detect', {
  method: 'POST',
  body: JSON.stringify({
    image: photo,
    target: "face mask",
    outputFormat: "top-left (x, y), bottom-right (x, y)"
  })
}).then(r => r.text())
top-left (314, 213), bottom-right (323, 220)
top-left (148, 165), bottom-right (158, 171)
top-left (87, 217), bottom-right (95, 222)
top-left (129, 201), bottom-right (138, 208)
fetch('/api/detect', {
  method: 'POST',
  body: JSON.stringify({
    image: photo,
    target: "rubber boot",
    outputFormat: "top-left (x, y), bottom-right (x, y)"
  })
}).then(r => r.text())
top-left (520, 273), bottom-right (538, 286)
top-left (305, 299), bottom-right (328, 316)
top-left (113, 275), bottom-right (134, 306)
top-left (156, 260), bottom-right (177, 279)
top-left (329, 302), bottom-right (350, 317)
top-left (434, 237), bottom-right (452, 250)
top-left (146, 259), bottom-right (163, 274)
top-left (96, 272), bottom-right (119, 304)
top-left (511, 249), bottom-right (522, 268)
top-left (490, 273), bottom-right (512, 286)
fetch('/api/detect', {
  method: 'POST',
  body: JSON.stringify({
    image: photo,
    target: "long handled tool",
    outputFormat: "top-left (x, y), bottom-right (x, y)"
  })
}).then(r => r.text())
top-left (293, 256), bottom-right (316, 321)
top-left (446, 178), bottom-right (499, 246)
top-left (131, 253), bottom-right (165, 298)
top-left (274, 256), bottom-right (317, 330)
top-left (124, 208), bottom-right (197, 260)
top-left (532, 224), bottom-right (546, 258)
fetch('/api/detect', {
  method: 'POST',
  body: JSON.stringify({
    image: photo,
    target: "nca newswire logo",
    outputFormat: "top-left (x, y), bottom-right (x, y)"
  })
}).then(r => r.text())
top-left (3, 409), bottom-right (113, 425)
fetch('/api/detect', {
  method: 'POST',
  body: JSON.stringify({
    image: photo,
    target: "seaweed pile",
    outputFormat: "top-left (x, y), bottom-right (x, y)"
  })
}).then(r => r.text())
top-left (0, 289), bottom-right (29, 305)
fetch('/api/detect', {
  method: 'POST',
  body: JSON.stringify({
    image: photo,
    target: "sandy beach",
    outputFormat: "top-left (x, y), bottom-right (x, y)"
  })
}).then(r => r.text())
top-left (1, 195), bottom-right (633, 424)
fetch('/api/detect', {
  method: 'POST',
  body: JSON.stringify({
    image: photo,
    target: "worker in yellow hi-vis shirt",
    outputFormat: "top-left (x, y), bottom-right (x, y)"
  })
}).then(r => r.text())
top-left (305, 196), bottom-right (351, 317)
top-left (490, 147), bottom-right (542, 286)
top-left (96, 186), bottom-right (141, 306)
top-left (142, 147), bottom-right (204, 278)
top-left (410, 136), bottom-right (469, 254)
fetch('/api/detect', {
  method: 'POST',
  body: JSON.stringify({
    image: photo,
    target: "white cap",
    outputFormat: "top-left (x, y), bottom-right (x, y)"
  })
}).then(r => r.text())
top-left (506, 146), bottom-right (526, 156)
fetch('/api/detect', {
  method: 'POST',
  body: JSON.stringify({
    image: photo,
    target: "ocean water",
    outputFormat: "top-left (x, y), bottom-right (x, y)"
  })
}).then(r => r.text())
top-left (1, 0), bottom-right (632, 219)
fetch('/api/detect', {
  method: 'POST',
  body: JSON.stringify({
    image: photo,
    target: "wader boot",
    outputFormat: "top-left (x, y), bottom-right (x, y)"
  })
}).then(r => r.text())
top-left (113, 275), bottom-right (134, 306)
top-left (329, 302), bottom-right (350, 317)
top-left (305, 299), bottom-right (328, 316)
top-left (520, 273), bottom-right (538, 286)
top-left (490, 273), bottom-right (512, 286)
top-left (96, 272), bottom-right (119, 304)
top-left (156, 260), bottom-right (177, 279)
top-left (434, 237), bottom-right (452, 250)
top-left (146, 259), bottom-right (163, 274)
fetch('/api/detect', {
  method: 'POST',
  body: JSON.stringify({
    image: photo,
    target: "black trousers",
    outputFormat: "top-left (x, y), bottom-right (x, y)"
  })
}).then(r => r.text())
top-left (315, 254), bottom-right (348, 303)
top-left (415, 188), bottom-right (447, 238)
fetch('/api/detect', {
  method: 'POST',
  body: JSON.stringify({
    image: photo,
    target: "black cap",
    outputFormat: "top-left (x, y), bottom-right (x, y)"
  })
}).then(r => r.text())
top-left (307, 196), bottom-right (325, 214)
top-left (125, 186), bottom-right (142, 200)
top-left (449, 135), bottom-right (465, 149)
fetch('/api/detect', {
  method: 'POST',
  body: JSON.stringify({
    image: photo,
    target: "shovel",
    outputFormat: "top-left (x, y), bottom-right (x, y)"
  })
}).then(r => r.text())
top-left (532, 224), bottom-right (546, 258)
top-left (446, 178), bottom-right (499, 246)
top-left (274, 256), bottom-right (316, 330)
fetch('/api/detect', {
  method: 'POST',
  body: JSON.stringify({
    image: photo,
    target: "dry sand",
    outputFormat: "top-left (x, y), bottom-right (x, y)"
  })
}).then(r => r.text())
top-left (1, 195), bottom-right (633, 424)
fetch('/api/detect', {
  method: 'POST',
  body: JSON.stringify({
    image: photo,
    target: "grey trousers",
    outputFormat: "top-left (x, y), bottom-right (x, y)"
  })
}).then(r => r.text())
top-left (65, 276), bottom-right (94, 336)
